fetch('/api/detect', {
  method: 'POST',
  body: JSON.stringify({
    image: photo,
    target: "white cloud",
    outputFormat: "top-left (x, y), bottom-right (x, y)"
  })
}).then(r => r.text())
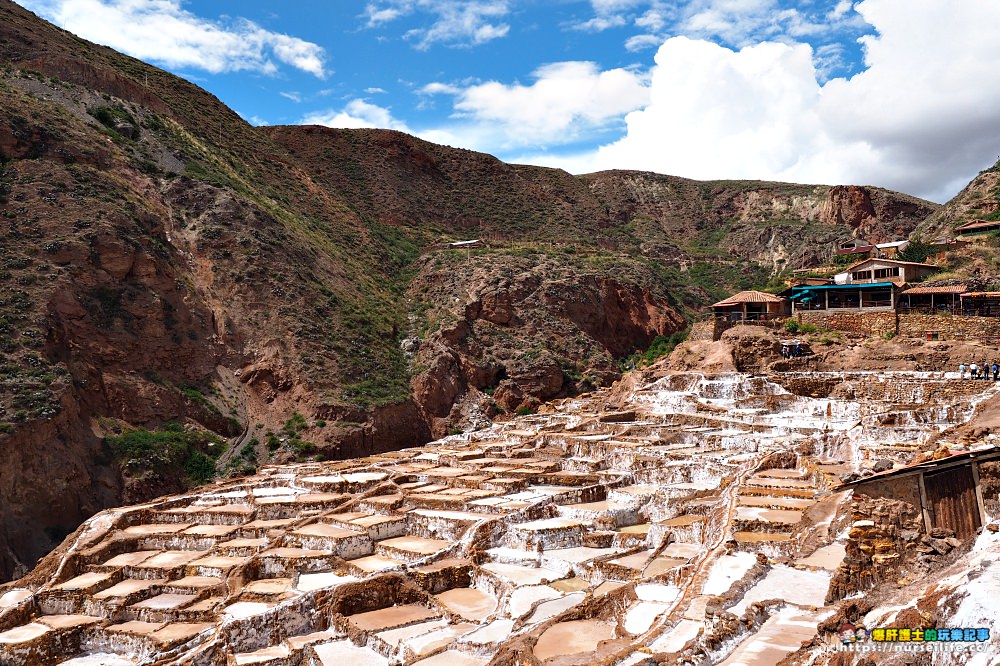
top-left (21, 0), bottom-right (326, 77)
top-left (591, 0), bottom-right (644, 12)
top-left (625, 33), bottom-right (663, 51)
top-left (364, 4), bottom-right (405, 26)
top-left (570, 0), bottom-right (648, 33)
top-left (279, 91), bottom-right (302, 103)
top-left (419, 82), bottom-right (462, 95)
top-left (573, 14), bottom-right (627, 32)
top-left (440, 61), bottom-right (650, 149)
top-left (301, 99), bottom-right (413, 132)
top-left (616, 1), bottom-right (867, 64)
top-left (563, 0), bottom-right (1000, 202)
top-left (363, 1), bottom-right (510, 49)
top-left (365, 87), bottom-right (389, 94)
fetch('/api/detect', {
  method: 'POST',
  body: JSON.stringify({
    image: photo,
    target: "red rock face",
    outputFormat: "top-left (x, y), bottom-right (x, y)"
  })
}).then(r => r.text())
top-left (407, 255), bottom-right (684, 436)
top-left (824, 185), bottom-right (878, 230)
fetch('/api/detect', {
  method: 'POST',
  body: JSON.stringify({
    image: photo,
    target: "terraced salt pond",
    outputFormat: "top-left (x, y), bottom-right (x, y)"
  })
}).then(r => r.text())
top-left (0, 371), bottom-right (994, 665)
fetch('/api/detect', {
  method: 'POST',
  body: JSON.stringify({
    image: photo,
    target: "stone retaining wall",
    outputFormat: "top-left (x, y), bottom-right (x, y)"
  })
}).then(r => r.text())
top-left (897, 312), bottom-right (1000, 340)
top-left (688, 320), bottom-right (715, 342)
top-left (796, 310), bottom-right (1000, 340)
top-left (797, 311), bottom-right (897, 337)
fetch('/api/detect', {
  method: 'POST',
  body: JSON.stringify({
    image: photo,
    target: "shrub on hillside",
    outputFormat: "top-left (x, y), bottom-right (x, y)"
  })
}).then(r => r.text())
top-left (105, 421), bottom-right (225, 485)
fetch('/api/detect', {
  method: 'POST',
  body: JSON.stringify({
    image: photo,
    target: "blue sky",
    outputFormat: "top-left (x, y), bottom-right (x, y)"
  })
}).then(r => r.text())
top-left (17, 1), bottom-right (1000, 203)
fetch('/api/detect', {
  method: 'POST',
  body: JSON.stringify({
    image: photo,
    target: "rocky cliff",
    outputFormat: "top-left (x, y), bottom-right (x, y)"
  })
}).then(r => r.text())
top-left (918, 158), bottom-right (1000, 239)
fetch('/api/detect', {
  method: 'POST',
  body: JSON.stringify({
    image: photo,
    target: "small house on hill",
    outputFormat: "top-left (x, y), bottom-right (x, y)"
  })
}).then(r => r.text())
top-left (836, 238), bottom-right (874, 256)
top-left (834, 239), bottom-right (910, 259)
top-left (834, 258), bottom-right (938, 285)
top-left (873, 240), bottom-right (909, 258)
top-left (955, 219), bottom-right (1000, 238)
top-left (710, 290), bottom-right (790, 321)
top-left (789, 282), bottom-right (899, 312)
top-left (787, 259), bottom-right (936, 312)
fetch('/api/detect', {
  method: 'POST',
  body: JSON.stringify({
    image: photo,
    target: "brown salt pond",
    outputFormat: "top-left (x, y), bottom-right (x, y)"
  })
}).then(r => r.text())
top-left (737, 496), bottom-right (814, 510)
top-left (533, 619), bottom-right (616, 661)
top-left (795, 542), bottom-right (847, 570)
top-left (719, 607), bottom-right (831, 666)
top-left (435, 587), bottom-right (497, 621)
top-left (379, 536), bottom-right (451, 556)
top-left (733, 532), bottom-right (791, 543)
top-left (347, 604), bottom-right (439, 632)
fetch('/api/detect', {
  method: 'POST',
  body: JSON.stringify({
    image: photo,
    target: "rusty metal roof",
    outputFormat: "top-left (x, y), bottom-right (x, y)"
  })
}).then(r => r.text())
top-left (834, 445), bottom-right (1000, 491)
top-left (955, 219), bottom-right (1000, 232)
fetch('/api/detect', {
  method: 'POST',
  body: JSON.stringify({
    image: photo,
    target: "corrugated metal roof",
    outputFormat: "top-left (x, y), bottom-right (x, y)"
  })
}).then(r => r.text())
top-left (903, 285), bottom-right (968, 295)
top-left (835, 446), bottom-right (1000, 490)
top-left (955, 220), bottom-right (1000, 232)
top-left (710, 290), bottom-right (786, 307)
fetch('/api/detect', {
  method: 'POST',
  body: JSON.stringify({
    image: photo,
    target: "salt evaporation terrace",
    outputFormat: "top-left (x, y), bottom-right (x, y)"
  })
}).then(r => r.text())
top-left (0, 371), bottom-right (993, 665)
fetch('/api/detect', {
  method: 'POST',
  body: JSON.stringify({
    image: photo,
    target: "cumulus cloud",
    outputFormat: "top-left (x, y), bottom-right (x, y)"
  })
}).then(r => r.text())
top-left (419, 82), bottom-right (462, 95)
top-left (301, 99), bottom-right (413, 132)
top-left (362, 0), bottom-right (510, 49)
top-left (436, 61), bottom-right (650, 149)
top-left (567, 0), bottom-right (1000, 202)
top-left (21, 0), bottom-right (326, 77)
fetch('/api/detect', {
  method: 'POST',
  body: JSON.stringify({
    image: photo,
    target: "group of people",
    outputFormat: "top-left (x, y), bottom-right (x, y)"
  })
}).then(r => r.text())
top-left (780, 340), bottom-right (807, 358)
top-left (959, 361), bottom-right (1000, 380)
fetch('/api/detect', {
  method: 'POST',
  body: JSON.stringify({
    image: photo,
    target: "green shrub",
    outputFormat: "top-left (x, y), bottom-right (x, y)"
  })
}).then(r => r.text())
top-left (105, 422), bottom-right (225, 486)
top-left (897, 238), bottom-right (934, 264)
top-left (185, 452), bottom-right (217, 485)
top-left (786, 319), bottom-right (819, 334)
top-left (515, 406), bottom-right (535, 416)
top-left (622, 329), bottom-right (689, 369)
top-left (282, 412), bottom-right (308, 435)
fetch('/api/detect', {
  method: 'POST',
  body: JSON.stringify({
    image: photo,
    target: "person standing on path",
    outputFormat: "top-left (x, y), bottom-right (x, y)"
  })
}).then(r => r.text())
top-left (960, 363), bottom-right (967, 380)
top-left (992, 362), bottom-right (998, 381)
top-left (970, 362), bottom-right (979, 380)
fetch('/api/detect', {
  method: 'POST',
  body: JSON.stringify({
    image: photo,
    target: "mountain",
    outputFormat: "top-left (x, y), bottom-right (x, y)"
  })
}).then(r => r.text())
top-left (918, 158), bottom-right (1000, 239)
top-left (0, 0), bottom-right (937, 580)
